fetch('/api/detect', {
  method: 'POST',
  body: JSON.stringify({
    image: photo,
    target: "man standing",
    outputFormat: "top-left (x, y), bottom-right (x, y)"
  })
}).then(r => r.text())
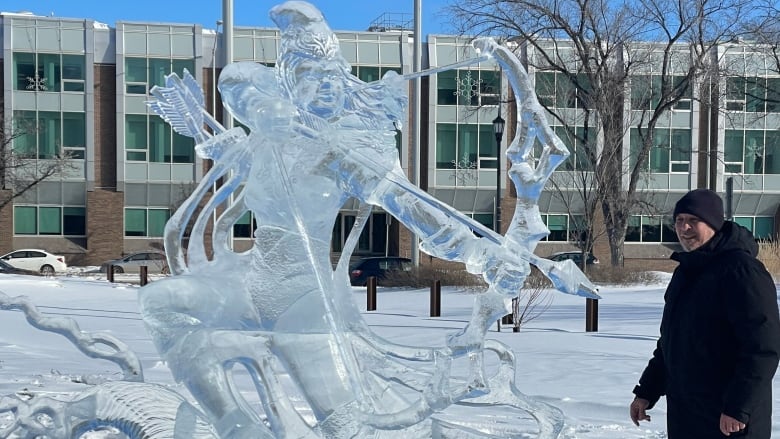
top-left (630, 188), bottom-right (780, 438)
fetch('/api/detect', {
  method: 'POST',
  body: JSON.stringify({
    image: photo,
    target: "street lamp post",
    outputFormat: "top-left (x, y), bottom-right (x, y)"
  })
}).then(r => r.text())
top-left (492, 112), bottom-right (505, 234)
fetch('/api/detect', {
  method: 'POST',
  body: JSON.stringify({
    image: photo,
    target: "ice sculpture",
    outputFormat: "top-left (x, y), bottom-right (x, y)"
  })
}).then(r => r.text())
top-left (0, 1), bottom-right (599, 438)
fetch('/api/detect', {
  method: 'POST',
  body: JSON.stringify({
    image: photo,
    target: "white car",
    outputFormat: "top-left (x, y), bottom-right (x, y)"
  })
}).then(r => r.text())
top-left (100, 251), bottom-right (168, 275)
top-left (0, 249), bottom-right (68, 275)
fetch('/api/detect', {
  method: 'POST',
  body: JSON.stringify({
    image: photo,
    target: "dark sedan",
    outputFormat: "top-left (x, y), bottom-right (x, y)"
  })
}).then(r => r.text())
top-left (349, 256), bottom-right (412, 286)
top-left (0, 259), bottom-right (40, 275)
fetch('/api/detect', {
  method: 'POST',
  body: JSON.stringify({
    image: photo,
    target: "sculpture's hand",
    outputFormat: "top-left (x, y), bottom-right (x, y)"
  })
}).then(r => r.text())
top-left (465, 243), bottom-right (529, 298)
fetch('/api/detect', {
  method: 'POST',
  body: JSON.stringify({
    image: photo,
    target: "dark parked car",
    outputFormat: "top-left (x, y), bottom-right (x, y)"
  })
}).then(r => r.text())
top-left (349, 257), bottom-right (412, 286)
top-left (548, 251), bottom-right (599, 266)
top-left (0, 259), bottom-right (40, 275)
top-left (100, 251), bottom-right (169, 274)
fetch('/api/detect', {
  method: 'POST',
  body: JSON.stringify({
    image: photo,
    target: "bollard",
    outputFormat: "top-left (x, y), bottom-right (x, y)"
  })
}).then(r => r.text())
top-left (140, 266), bottom-right (149, 286)
top-left (366, 276), bottom-right (377, 311)
top-left (585, 298), bottom-right (599, 332)
top-left (430, 280), bottom-right (441, 317)
top-left (107, 265), bottom-right (115, 283)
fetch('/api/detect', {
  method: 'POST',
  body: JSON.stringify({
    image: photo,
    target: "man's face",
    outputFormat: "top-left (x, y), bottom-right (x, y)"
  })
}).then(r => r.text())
top-left (674, 213), bottom-right (716, 252)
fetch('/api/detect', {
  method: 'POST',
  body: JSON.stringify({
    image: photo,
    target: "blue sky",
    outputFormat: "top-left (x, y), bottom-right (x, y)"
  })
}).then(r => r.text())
top-left (0, 0), bottom-right (453, 35)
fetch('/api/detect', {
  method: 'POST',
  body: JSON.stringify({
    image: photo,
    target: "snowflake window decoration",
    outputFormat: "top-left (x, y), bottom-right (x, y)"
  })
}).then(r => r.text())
top-left (450, 155), bottom-right (478, 185)
top-left (26, 75), bottom-right (47, 91)
top-left (454, 71), bottom-right (479, 100)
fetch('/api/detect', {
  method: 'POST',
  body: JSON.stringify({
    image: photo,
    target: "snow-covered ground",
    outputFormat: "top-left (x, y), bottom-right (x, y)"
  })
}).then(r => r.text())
top-left (0, 270), bottom-right (777, 438)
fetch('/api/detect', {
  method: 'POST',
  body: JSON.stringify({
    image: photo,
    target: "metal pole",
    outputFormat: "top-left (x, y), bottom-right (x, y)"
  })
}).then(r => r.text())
top-left (222, 0), bottom-right (233, 130)
top-left (410, 0), bottom-right (422, 267)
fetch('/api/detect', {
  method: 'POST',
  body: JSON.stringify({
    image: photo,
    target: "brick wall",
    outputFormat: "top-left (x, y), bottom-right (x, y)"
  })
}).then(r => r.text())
top-left (0, 190), bottom-right (12, 255)
top-left (86, 190), bottom-right (124, 264)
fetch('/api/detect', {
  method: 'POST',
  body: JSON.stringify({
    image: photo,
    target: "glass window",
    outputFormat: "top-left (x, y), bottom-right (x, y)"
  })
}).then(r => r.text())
top-left (356, 66), bottom-right (380, 83)
top-left (148, 209), bottom-right (170, 237)
top-left (650, 129), bottom-right (670, 173)
top-left (670, 129), bottom-right (691, 172)
top-left (755, 217), bottom-right (774, 240)
top-left (766, 130), bottom-right (780, 174)
top-left (436, 124), bottom-right (457, 169)
top-left (535, 72), bottom-right (556, 107)
top-left (126, 114), bottom-right (148, 161)
top-left (234, 211), bottom-right (254, 238)
top-left (13, 206), bottom-right (84, 236)
top-left (478, 124), bottom-right (497, 169)
top-left (62, 54), bottom-right (86, 92)
top-left (545, 214), bottom-right (568, 241)
top-left (63, 112), bottom-right (86, 159)
top-left (125, 209), bottom-right (147, 236)
top-left (12, 52), bottom-right (85, 93)
top-left (13, 52), bottom-right (36, 91)
top-left (458, 124), bottom-right (479, 166)
top-left (12, 111), bottom-right (37, 158)
top-left (641, 216), bottom-right (662, 242)
top-left (38, 111), bottom-right (61, 159)
top-left (724, 130), bottom-right (744, 173)
top-left (149, 115), bottom-right (172, 163)
top-left (744, 130), bottom-right (765, 174)
top-left (766, 78), bottom-right (780, 113)
top-left (126, 57), bottom-right (148, 94)
top-left (63, 207), bottom-right (86, 235)
top-left (38, 53), bottom-right (61, 92)
top-left (13, 206), bottom-right (36, 234)
top-left (39, 207), bottom-right (62, 235)
top-left (148, 58), bottom-right (170, 89)
top-left (437, 70), bottom-right (458, 105)
top-left (625, 215), bottom-right (641, 242)
top-left (745, 77), bottom-right (766, 113)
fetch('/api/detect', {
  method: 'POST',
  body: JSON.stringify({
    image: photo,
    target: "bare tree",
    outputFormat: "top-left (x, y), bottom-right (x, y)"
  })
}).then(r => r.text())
top-left (447, 0), bottom-right (753, 265)
top-left (0, 109), bottom-right (75, 211)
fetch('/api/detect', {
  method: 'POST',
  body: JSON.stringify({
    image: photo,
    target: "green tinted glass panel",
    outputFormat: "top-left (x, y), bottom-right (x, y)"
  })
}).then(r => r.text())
top-left (437, 70), bottom-right (457, 105)
top-left (734, 217), bottom-right (753, 230)
top-left (39, 207), bottom-right (61, 235)
top-left (38, 111), bottom-right (60, 159)
top-left (38, 53), bottom-right (61, 91)
top-left (436, 123), bottom-right (457, 169)
top-left (458, 124), bottom-right (479, 165)
top-left (13, 110), bottom-right (37, 157)
top-left (63, 112), bottom-right (86, 148)
top-left (357, 66), bottom-right (380, 83)
top-left (126, 114), bottom-right (147, 150)
top-left (14, 52), bottom-right (36, 90)
top-left (755, 217), bottom-right (773, 240)
top-left (14, 206), bottom-right (36, 234)
top-left (148, 58), bottom-right (170, 88)
top-left (149, 115), bottom-right (172, 163)
top-left (148, 209), bottom-right (170, 237)
top-left (724, 130), bottom-right (743, 163)
top-left (125, 209), bottom-right (147, 236)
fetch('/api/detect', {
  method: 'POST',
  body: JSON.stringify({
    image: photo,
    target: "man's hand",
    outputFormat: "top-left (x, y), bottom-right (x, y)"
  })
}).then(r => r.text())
top-left (629, 397), bottom-right (651, 426)
top-left (720, 414), bottom-right (746, 436)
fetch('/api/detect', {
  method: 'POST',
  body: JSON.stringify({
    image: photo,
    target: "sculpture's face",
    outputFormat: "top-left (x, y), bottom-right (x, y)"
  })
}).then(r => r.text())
top-left (292, 59), bottom-right (346, 118)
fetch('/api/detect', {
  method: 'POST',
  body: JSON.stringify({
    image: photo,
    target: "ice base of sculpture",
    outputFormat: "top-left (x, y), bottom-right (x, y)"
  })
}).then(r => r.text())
top-left (0, 1), bottom-right (598, 437)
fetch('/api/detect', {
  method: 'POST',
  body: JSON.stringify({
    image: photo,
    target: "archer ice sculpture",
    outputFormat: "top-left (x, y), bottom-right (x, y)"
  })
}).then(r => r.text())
top-left (0, 1), bottom-right (598, 437)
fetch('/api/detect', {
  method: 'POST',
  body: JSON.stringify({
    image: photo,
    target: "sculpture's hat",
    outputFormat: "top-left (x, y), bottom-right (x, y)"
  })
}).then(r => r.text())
top-left (270, 1), bottom-right (340, 60)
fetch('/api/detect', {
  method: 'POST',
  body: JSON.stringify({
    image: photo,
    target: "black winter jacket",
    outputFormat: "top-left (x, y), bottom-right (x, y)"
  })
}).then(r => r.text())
top-left (633, 221), bottom-right (780, 438)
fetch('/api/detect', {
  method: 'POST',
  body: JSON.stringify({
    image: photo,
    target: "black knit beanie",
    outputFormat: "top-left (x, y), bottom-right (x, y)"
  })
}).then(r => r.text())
top-left (673, 189), bottom-right (724, 231)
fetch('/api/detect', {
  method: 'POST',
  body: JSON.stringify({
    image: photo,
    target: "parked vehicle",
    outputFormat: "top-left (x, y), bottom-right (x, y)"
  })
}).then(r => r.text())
top-left (100, 251), bottom-right (168, 274)
top-left (0, 259), bottom-right (40, 276)
top-left (349, 256), bottom-right (413, 286)
top-left (0, 249), bottom-right (67, 275)
top-left (548, 251), bottom-right (599, 266)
